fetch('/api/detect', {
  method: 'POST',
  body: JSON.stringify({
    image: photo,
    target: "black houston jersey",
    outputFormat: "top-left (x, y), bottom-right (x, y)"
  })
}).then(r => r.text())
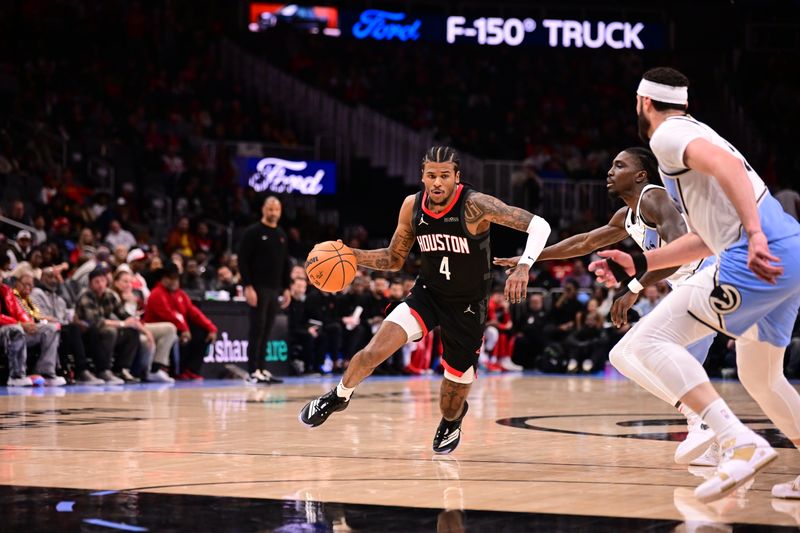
top-left (412, 184), bottom-right (491, 302)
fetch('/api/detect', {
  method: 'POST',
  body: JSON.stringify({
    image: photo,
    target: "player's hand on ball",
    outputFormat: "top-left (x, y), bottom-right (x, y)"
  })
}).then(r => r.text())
top-left (747, 231), bottom-right (782, 285)
top-left (504, 265), bottom-right (529, 304)
top-left (589, 250), bottom-right (635, 287)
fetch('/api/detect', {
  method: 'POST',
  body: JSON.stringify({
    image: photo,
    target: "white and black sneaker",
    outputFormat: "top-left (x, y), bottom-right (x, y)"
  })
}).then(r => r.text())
top-left (433, 401), bottom-right (469, 454)
top-left (252, 369), bottom-right (284, 384)
top-left (299, 388), bottom-right (350, 428)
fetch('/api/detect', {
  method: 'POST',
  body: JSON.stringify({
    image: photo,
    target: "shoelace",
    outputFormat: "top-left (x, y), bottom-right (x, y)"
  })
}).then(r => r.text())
top-left (321, 392), bottom-right (345, 410)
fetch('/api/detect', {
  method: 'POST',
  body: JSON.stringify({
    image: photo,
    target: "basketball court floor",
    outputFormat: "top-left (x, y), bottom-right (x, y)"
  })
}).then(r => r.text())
top-left (1, 373), bottom-right (799, 531)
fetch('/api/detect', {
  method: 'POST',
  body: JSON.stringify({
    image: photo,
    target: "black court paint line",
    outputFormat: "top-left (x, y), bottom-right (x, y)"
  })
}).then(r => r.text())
top-left (1, 445), bottom-right (733, 474)
top-left (7, 485), bottom-right (800, 532)
top-left (0, 485), bottom-right (684, 532)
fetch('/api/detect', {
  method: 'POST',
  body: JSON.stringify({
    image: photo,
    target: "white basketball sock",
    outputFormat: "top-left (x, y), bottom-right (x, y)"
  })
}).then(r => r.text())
top-left (336, 380), bottom-right (354, 400)
top-left (700, 398), bottom-right (748, 443)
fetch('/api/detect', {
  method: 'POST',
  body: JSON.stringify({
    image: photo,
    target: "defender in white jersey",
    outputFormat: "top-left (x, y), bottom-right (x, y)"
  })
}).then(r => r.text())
top-left (590, 67), bottom-right (800, 503)
top-left (495, 147), bottom-right (718, 466)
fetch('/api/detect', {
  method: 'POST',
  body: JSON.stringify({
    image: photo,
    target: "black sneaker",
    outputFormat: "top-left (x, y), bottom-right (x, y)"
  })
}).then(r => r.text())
top-left (299, 388), bottom-right (351, 427)
top-left (432, 401), bottom-right (469, 454)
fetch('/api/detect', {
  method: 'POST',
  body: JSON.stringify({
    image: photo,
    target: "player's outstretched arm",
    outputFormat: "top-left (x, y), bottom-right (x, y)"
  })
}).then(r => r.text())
top-left (589, 233), bottom-right (712, 288)
top-left (493, 207), bottom-right (629, 269)
top-left (465, 192), bottom-right (551, 302)
top-left (351, 195), bottom-right (416, 271)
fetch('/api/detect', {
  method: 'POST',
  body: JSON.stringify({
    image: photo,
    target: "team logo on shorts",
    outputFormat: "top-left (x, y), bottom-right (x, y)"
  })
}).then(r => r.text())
top-left (709, 283), bottom-right (742, 314)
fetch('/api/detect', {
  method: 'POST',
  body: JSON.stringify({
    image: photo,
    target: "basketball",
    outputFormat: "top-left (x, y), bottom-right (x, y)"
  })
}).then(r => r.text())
top-left (305, 240), bottom-right (357, 292)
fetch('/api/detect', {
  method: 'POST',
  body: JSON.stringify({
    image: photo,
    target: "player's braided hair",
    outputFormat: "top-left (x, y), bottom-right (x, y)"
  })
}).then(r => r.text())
top-left (642, 67), bottom-right (689, 112)
top-left (624, 147), bottom-right (659, 181)
top-left (422, 146), bottom-right (460, 172)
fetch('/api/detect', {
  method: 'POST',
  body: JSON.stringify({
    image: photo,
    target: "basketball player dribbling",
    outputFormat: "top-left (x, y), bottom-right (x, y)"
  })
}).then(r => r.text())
top-left (299, 146), bottom-right (552, 454)
top-left (590, 67), bottom-right (800, 502)
top-left (494, 146), bottom-right (721, 467)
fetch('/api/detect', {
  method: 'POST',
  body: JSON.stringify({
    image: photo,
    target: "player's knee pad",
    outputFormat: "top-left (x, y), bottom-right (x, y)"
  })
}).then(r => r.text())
top-left (384, 302), bottom-right (424, 342)
top-left (444, 366), bottom-right (475, 384)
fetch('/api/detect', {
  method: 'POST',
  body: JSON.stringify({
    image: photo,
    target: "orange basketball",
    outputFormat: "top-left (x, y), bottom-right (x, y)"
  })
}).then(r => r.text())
top-left (305, 241), bottom-right (357, 292)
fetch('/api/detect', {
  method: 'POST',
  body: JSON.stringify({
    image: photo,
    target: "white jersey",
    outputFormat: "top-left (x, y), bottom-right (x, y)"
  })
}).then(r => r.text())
top-left (624, 184), bottom-right (703, 285)
top-left (649, 115), bottom-right (768, 255)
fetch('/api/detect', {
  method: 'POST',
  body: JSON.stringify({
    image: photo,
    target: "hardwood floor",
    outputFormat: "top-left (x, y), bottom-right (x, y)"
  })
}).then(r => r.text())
top-left (1, 374), bottom-right (799, 530)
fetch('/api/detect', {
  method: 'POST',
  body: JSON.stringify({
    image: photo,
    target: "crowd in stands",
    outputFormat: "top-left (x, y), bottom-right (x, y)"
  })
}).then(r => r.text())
top-left (0, 214), bottom-right (223, 386)
top-left (286, 255), bottom-right (800, 381)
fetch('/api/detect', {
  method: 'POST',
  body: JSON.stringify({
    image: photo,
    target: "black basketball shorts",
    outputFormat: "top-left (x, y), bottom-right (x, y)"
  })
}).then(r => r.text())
top-left (387, 283), bottom-right (487, 378)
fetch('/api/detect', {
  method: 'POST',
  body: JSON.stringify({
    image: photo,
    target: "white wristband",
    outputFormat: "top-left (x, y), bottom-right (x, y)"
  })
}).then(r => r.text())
top-left (627, 278), bottom-right (644, 294)
top-left (517, 216), bottom-right (551, 267)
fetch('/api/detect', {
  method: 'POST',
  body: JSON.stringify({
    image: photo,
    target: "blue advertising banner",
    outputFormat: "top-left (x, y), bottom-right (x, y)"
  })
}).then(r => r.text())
top-left (237, 157), bottom-right (336, 195)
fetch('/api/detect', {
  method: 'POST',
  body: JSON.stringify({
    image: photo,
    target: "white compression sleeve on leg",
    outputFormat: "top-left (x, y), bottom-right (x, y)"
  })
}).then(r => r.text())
top-left (608, 324), bottom-right (680, 406)
top-left (518, 216), bottom-right (551, 267)
top-left (624, 284), bottom-right (716, 400)
top-left (736, 337), bottom-right (800, 440)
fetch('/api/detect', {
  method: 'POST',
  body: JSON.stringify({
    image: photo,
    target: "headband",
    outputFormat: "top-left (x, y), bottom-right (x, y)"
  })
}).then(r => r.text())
top-left (637, 79), bottom-right (688, 105)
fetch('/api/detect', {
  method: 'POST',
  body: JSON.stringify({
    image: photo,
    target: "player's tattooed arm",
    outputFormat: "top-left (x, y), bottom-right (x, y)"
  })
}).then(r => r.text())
top-left (353, 195), bottom-right (416, 271)
top-left (464, 192), bottom-right (534, 234)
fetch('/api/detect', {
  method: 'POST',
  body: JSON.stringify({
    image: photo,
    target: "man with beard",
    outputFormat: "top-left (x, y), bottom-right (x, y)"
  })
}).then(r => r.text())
top-left (31, 267), bottom-right (105, 385)
top-left (589, 67), bottom-right (800, 502)
top-left (299, 146), bottom-right (552, 455)
top-left (496, 146), bottom-right (719, 466)
top-left (238, 196), bottom-right (291, 384)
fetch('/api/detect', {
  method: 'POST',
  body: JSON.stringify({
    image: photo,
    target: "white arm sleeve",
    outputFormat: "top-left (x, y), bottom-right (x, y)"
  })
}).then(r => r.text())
top-left (518, 216), bottom-right (551, 267)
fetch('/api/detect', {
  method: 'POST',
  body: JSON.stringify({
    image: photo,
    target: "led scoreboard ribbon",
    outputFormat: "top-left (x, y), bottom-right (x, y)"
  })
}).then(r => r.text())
top-left (337, 9), bottom-right (665, 50)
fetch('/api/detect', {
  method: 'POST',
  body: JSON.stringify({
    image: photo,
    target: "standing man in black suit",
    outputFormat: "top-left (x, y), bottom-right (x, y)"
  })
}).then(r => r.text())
top-left (238, 196), bottom-right (292, 383)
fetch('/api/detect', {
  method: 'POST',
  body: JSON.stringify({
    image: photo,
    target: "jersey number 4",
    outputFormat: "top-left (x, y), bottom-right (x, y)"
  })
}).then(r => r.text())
top-left (439, 256), bottom-right (451, 280)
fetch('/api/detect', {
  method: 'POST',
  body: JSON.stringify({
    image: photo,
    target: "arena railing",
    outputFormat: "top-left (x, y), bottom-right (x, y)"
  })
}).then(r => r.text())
top-left (221, 39), bottom-right (608, 220)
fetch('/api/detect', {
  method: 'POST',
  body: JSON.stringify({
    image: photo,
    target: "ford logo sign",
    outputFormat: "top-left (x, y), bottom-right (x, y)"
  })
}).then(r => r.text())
top-left (352, 9), bottom-right (421, 41)
top-left (243, 157), bottom-right (336, 195)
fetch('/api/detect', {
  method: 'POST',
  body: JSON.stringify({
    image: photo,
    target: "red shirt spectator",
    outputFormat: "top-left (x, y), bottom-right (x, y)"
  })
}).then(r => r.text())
top-left (144, 278), bottom-right (216, 334)
top-left (0, 284), bottom-right (32, 325)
